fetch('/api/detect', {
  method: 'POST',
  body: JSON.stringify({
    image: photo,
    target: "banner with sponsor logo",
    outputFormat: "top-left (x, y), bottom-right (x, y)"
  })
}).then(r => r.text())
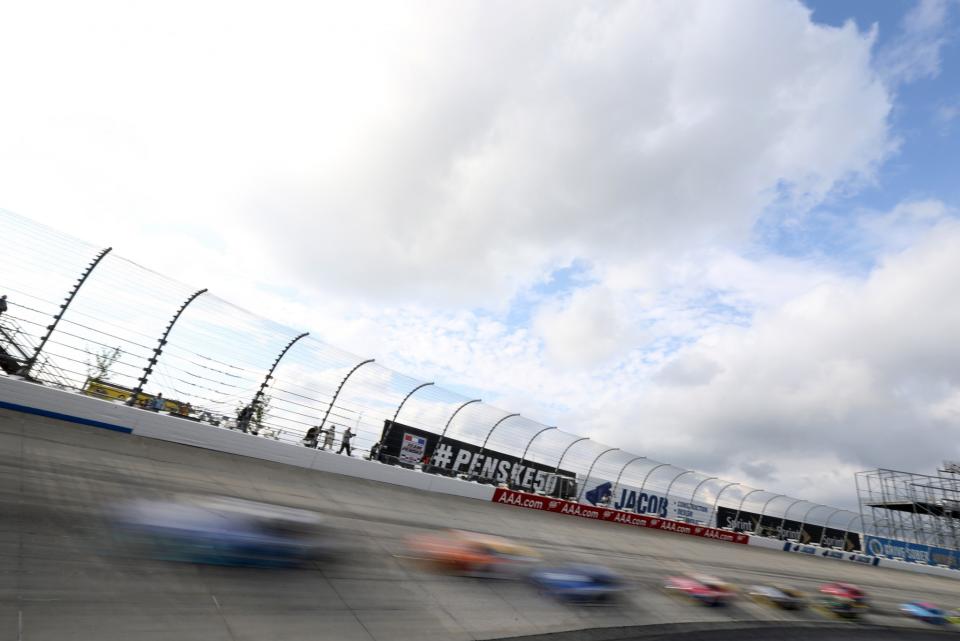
top-left (492, 487), bottom-right (749, 544)
top-left (379, 421), bottom-right (577, 498)
top-left (865, 535), bottom-right (960, 569)
top-left (715, 507), bottom-right (861, 551)
top-left (581, 480), bottom-right (711, 525)
top-left (777, 541), bottom-right (879, 566)
top-left (398, 432), bottom-right (427, 464)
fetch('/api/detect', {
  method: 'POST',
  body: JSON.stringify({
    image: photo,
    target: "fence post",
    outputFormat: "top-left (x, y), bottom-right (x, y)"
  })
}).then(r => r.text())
top-left (429, 398), bottom-right (481, 469)
top-left (516, 426), bottom-right (556, 490)
top-left (474, 413), bottom-right (520, 479)
top-left (315, 357), bottom-right (374, 440)
top-left (732, 488), bottom-right (764, 532)
top-left (754, 494), bottom-right (786, 534)
top-left (20, 246), bottom-right (112, 378)
top-left (127, 288), bottom-right (207, 406)
top-left (576, 448), bottom-right (619, 502)
top-left (239, 331), bottom-right (309, 433)
top-left (711, 482), bottom-right (739, 528)
top-left (379, 381), bottom-right (435, 455)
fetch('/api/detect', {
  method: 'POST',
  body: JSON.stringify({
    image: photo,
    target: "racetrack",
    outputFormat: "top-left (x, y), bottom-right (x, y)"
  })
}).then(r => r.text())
top-left (1, 408), bottom-right (958, 641)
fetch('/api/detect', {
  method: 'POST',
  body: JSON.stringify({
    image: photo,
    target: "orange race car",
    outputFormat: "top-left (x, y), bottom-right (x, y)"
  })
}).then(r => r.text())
top-left (406, 529), bottom-right (540, 578)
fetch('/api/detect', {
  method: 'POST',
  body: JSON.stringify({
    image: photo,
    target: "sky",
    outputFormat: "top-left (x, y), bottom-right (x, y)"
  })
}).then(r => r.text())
top-left (1, 0), bottom-right (959, 508)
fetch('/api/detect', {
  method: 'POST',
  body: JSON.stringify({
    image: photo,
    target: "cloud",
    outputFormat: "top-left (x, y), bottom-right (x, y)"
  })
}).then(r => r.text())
top-left (877, 0), bottom-right (956, 85)
top-left (0, 1), bottom-right (893, 309)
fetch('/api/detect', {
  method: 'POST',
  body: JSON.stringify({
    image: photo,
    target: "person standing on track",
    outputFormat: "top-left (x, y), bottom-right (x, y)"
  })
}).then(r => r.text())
top-left (337, 427), bottom-right (354, 456)
top-left (322, 425), bottom-right (335, 450)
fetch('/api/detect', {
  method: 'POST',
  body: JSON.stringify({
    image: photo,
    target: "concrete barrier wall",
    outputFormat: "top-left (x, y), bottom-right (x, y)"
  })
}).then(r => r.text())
top-left (0, 376), bottom-right (494, 501)
top-left (2, 375), bottom-right (958, 581)
top-left (747, 533), bottom-right (960, 579)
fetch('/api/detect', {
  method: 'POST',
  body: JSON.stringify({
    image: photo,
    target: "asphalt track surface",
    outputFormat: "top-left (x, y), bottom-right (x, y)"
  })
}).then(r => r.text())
top-left (1, 408), bottom-right (959, 641)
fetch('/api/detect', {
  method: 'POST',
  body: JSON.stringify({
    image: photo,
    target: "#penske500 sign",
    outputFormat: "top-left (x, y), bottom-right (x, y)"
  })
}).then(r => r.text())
top-left (379, 421), bottom-right (577, 497)
top-left (492, 488), bottom-right (748, 544)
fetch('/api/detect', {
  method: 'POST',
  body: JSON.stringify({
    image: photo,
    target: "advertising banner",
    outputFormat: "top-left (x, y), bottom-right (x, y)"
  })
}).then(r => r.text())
top-left (379, 421), bottom-right (577, 498)
top-left (715, 507), bottom-right (861, 551)
top-left (779, 542), bottom-right (879, 566)
top-left (398, 432), bottom-right (427, 464)
top-left (581, 480), bottom-right (711, 525)
top-left (865, 535), bottom-right (960, 569)
top-left (492, 487), bottom-right (749, 544)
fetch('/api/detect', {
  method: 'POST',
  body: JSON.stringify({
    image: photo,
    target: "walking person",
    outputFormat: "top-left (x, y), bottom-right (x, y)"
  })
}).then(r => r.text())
top-left (337, 427), bottom-right (354, 456)
top-left (322, 425), bottom-right (335, 450)
top-left (0, 294), bottom-right (7, 318)
top-left (302, 426), bottom-right (319, 448)
top-left (151, 393), bottom-right (165, 412)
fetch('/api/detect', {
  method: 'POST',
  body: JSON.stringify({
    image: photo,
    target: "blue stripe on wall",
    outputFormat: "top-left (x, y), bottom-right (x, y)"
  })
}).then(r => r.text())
top-left (0, 400), bottom-right (133, 434)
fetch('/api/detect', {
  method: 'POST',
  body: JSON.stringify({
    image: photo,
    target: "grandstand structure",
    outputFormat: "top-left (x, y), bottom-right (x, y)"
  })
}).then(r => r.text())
top-left (856, 466), bottom-right (960, 552)
top-left (0, 209), bottom-right (871, 546)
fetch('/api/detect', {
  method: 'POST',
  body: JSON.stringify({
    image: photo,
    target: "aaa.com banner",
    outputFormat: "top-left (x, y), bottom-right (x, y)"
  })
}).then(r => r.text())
top-left (492, 488), bottom-right (748, 544)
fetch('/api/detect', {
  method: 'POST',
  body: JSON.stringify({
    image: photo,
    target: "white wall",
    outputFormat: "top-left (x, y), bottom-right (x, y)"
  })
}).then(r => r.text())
top-left (0, 376), bottom-right (494, 501)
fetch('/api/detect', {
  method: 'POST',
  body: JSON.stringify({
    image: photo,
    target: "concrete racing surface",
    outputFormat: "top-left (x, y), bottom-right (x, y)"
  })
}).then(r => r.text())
top-left (489, 621), bottom-right (959, 640)
top-left (2, 408), bottom-right (959, 641)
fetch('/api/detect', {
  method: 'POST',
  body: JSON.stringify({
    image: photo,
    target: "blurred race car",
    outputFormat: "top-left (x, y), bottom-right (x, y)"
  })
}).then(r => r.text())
top-left (406, 529), bottom-right (540, 577)
top-left (529, 564), bottom-right (624, 603)
top-left (112, 494), bottom-right (335, 567)
top-left (819, 582), bottom-right (868, 608)
top-left (663, 574), bottom-right (735, 606)
top-left (817, 583), bottom-right (868, 619)
top-left (748, 584), bottom-right (804, 610)
top-left (900, 602), bottom-right (948, 625)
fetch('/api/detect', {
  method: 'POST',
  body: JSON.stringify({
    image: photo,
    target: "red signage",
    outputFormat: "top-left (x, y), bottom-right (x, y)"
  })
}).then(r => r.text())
top-left (491, 488), bottom-right (749, 544)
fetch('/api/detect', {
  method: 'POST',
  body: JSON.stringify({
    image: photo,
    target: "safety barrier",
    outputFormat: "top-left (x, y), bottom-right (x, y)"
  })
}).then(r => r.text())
top-left (0, 375), bottom-right (494, 501)
top-left (3, 374), bottom-right (959, 582)
top-left (492, 487), bottom-right (750, 544)
top-left (747, 533), bottom-right (959, 579)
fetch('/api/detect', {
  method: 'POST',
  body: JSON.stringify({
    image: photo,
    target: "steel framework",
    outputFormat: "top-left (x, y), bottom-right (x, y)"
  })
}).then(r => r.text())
top-left (856, 467), bottom-right (960, 550)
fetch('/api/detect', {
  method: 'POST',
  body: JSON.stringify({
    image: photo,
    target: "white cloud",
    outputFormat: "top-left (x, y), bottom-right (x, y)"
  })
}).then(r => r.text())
top-left (877, 0), bottom-right (956, 85)
top-left (0, 0), bottom-right (892, 308)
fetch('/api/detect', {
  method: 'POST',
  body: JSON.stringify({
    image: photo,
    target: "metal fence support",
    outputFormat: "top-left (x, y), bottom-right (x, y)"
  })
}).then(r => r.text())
top-left (242, 331), bottom-right (309, 432)
top-left (430, 398), bottom-right (481, 466)
top-left (778, 498), bottom-right (807, 538)
top-left (799, 503), bottom-right (823, 542)
top-left (554, 437), bottom-right (589, 475)
top-left (664, 469), bottom-right (696, 500)
top-left (611, 456), bottom-right (646, 506)
top-left (380, 381), bottom-right (435, 447)
top-left (689, 476), bottom-right (718, 505)
top-left (711, 482), bottom-right (740, 528)
top-left (754, 493), bottom-right (786, 534)
top-left (516, 426), bottom-right (557, 483)
top-left (577, 448), bottom-right (619, 502)
top-left (637, 463), bottom-right (671, 496)
top-left (20, 246), bottom-right (112, 378)
top-left (316, 357), bottom-right (374, 439)
top-left (475, 413), bottom-right (520, 473)
top-left (127, 288), bottom-right (207, 406)
top-left (842, 514), bottom-right (862, 551)
top-left (819, 508), bottom-right (844, 546)
top-left (732, 488), bottom-right (764, 532)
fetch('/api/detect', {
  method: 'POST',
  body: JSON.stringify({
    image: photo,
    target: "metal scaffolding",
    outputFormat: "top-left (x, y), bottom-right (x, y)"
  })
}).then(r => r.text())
top-left (856, 466), bottom-right (960, 551)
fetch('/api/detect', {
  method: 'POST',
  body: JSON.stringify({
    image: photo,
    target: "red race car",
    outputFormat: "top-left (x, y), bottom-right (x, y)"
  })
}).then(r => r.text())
top-left (664, 575), bottom-right (735, 606)
top-left (820, 582), bottom-right (868, 607)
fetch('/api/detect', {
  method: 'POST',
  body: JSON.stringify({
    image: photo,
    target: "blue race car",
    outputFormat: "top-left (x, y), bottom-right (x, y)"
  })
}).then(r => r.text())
top-left (112, 494), bottom-right (336, 567)
top-left (529, 564), bottom-right (624, 603)
top-left (900, 602), bottom-right (948, 625)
